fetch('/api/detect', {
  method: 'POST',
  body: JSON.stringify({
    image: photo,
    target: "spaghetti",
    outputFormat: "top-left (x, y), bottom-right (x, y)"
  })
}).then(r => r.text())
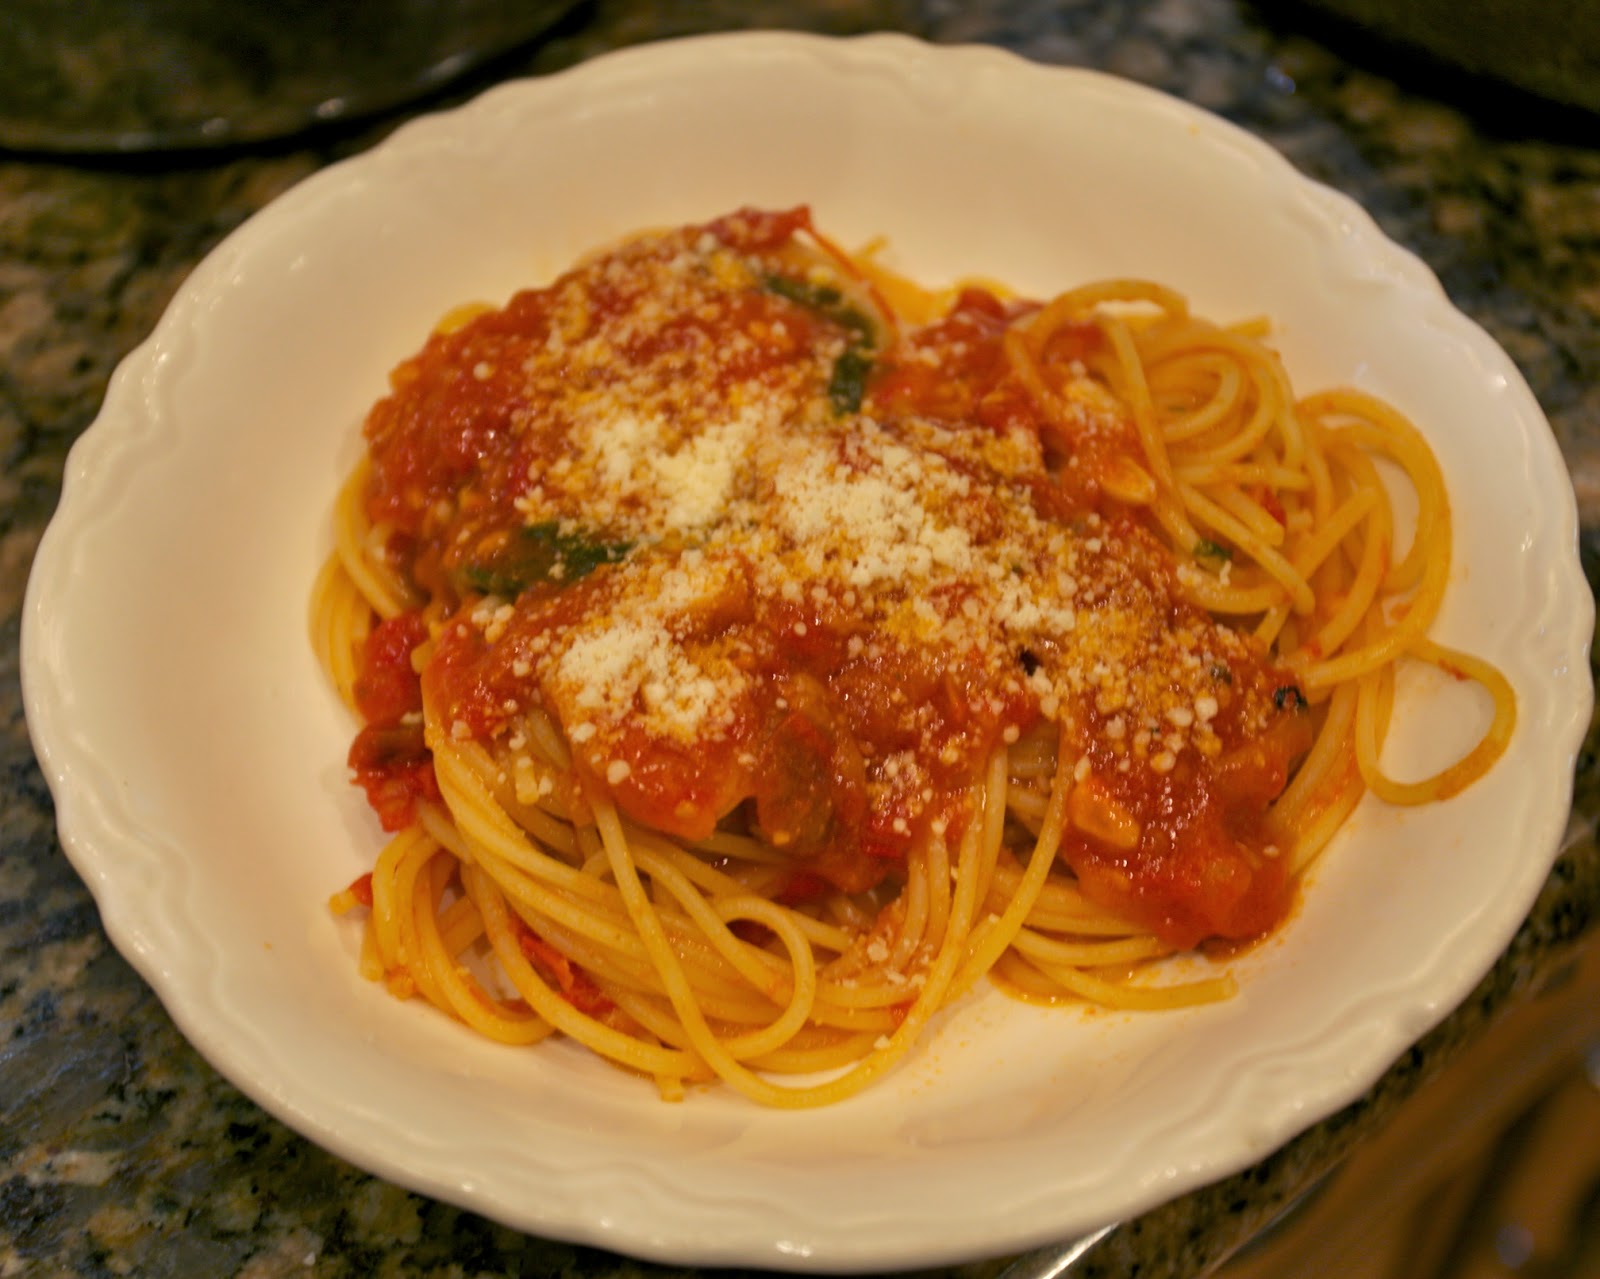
top-left (313, 207), bottom-right (1514, 1106)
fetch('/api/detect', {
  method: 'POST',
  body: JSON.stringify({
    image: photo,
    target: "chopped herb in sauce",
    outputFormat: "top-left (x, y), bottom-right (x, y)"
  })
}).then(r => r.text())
top-left (763, 272), bottom-right (878, 415)
top-left (1273, 685), bottom-right (1308, 711)
top-left (762, 274), bottom-right (874, 341)
top-left (828, 347), bottom-right (874, 414)
top-left (460, 522), bottom-right (632, 597)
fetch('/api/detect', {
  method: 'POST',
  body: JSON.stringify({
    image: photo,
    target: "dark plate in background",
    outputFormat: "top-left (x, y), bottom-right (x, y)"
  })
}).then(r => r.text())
top-left (1299, 0), bottom-right (1600, 114)
top-left (0, 0), bottom-right (581, 154)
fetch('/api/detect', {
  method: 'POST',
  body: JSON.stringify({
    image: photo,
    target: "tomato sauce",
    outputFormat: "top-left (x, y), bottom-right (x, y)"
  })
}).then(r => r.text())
top-left (348, 612), bottom-right (439, 831)
top-left (349, 207), bottom-right (1311, 946)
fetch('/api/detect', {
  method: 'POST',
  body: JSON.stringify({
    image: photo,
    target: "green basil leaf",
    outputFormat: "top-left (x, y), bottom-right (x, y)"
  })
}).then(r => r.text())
top-left (461, 522), bottom-right (632, 596)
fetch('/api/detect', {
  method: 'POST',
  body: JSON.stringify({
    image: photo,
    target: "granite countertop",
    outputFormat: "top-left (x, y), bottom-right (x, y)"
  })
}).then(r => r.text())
top-left (3, 1), bottom-right (1597, 1276)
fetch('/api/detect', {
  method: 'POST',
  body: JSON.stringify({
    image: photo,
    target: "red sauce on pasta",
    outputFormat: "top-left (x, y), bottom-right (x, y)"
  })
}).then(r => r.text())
top-left (357, 207), bottom-right (1309, 947)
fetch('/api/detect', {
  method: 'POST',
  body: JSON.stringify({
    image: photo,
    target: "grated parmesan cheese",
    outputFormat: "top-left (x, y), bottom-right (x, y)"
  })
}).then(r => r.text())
top-left (376, 215), bottom-right (1293, 875)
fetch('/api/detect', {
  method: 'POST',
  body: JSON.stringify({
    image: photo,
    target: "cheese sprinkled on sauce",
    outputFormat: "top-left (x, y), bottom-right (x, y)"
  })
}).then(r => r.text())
top-left (365, 210), bottom-right (1298, 892)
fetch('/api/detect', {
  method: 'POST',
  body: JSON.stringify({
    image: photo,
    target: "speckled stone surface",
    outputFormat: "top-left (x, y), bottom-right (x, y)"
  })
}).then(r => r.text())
top-left (2, 1), bottom-right (1597, 1276)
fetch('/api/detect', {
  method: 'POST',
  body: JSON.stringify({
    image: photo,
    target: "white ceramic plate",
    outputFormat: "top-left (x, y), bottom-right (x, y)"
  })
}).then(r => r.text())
top-left (22, 32), bottom-right (1592, 1271)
